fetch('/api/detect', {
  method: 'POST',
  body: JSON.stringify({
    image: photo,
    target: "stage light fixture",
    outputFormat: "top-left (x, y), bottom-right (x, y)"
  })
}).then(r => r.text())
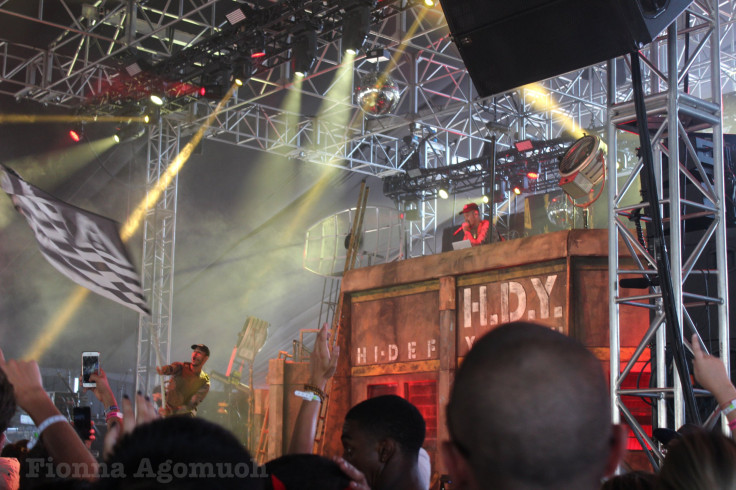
top-left (250, 32), bottom-right (267, 58)
top-left (342, 3), bottom-right (371, 54)
top-left (364, 48), bottom-right (390, 63)
top-left (291, 30), bottom-right (318, 77)
top-left (514, 139), bottom-right (534, 152)
top-left (225, 8), bottom-right (246, 25)
top-left (198, 83), bottom-right (228, 100)
top-left (125, 62), bottom-right (142, 77)
top-left (231, 63), bottom-right (252, 86)
top-left (482, 195), bottom-right (490, 204)
top-left (114, 124), bottom-right (146, 144)
top-left (558, 134), bottom-right (606, 200)
top-left (69, 127), bottom-right (83, 142)
top-left (513, 186), bottom-right (522, 195)
top-left (526, 171), bottom-right (539, 179)
top-left (150, 94), bottom-right (165, 106)
top-left (438, 185), bottom-right (450, 199)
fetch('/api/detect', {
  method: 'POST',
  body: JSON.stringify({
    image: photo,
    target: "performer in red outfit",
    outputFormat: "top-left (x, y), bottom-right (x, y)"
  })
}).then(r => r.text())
top-left (458, 203), bottom-right (491, 246)
top-left (156, 344), bottom-right (210, 417)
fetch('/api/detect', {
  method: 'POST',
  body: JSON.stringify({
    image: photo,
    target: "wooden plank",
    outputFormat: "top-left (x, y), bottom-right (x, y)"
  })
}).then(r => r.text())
top-left (439, 276), bottom-right (456, 311)
top-left (350, 279), bottom-right (440, 303)
top-left (341, 230), bottom-right (584, 293)
top-left (350, 360), bottom-right (440, 377)
top-left (266, 358), bottom-right (285, 462)
top-left (351, 291), bottom-right (440, 366)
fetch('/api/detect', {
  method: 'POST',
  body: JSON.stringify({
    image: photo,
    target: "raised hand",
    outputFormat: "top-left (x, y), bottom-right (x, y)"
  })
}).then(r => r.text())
top-left (692, 333), bottom-right (736, 404)
top-left (310, 324), bottom-right (340, 389)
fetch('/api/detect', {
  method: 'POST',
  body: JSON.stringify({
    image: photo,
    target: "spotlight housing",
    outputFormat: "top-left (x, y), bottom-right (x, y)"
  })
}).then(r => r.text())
top-left (250, 32), bottom-right (267, 58)
top-left (342, 2), bottom-right (372, 54)
top-left (291, 30), bottom-right (318, 77)
top-left (558, 134), bottom-right (606, 200)
top-left (150, 94), bottom-right (165, 106)
top-left (114, 124), bottom-right (146, 144)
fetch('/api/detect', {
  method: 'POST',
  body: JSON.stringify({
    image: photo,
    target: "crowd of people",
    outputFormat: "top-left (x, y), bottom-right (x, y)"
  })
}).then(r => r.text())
top-left (1, 322), bottom-right (736, 489)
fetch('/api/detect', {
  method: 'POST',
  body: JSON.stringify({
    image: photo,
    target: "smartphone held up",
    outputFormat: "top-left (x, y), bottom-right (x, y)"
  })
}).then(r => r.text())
top-left (81, 352), bottom-right (100, 388)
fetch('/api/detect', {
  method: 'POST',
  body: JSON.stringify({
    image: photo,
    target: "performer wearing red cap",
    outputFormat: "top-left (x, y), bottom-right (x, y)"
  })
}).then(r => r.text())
top-left (458, 203), bottom-right (491, 246)
top-left (156, 344), bottom-right (210, 417)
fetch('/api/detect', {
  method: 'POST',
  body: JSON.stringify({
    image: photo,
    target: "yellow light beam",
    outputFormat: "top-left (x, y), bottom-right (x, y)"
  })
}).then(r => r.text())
top-left (121, 83), bottom-right (238, 242)
top-left (1, 136), bottom-right (118, 231)
top-left (523, 82), bottom-right (586, 139)
top-left (0, 114), bottom-right (149, 124)
top-left (24, 288), bottom-right (90, 361)
top-left (239, 54), bottom-right (356, 306)
top-left (24, 84), bottom-right (239, 360)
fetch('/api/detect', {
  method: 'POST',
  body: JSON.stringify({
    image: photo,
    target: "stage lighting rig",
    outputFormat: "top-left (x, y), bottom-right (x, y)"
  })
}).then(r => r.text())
top-left (342, 0), bottom-right (375, 54)
top-left (291, 29), bottom-right (318, 77)
top-left (558, 134), bottom-right (606, 200)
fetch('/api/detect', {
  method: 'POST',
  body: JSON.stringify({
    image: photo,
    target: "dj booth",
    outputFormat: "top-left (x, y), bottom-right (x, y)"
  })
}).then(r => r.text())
top-left (266, 229), bottom-right (649, 477)
top-left (321, 228), bottom-right (649, 475)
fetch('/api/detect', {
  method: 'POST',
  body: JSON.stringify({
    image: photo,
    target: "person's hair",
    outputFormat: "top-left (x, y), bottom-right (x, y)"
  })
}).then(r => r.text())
top-left (263, 454), bottom-right (350, 490)
top-left (344, 394), bottom-right (425, 455)
top-left (447, 321), bottom-right (612, 489)
top-left (96, 416), bottom-right (261, 490)
top-left (656, 428), bottom-right (736, 490)
top-left (0, 368), bottom-right (17, 433)
top-left (601, 471), bottom-right (656, 490)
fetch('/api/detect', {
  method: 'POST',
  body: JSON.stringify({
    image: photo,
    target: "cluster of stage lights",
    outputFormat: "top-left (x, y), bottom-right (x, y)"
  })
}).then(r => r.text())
top-left (68, 112), bottom-right (152, 145)
top-left (434, 171), bottom-right (539, 202)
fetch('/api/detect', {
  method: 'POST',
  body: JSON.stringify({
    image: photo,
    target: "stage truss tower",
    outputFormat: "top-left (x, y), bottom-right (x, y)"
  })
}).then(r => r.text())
top-left (135, 118), bottom-right (180, 395)
top-left (607, 0), bottom-right (730, 469)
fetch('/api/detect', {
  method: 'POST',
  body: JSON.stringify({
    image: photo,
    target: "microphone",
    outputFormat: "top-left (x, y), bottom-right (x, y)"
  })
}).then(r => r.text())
top-left (453, 225), bottom-right (464, 236)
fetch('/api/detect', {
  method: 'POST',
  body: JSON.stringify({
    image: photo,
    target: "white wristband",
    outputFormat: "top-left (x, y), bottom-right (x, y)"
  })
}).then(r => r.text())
top-left (36, 414), bottom-right (68, 434)
top-left (722, 399), bottom-right (736, 417)
top-left (294, 390), bottom-right (321, 402)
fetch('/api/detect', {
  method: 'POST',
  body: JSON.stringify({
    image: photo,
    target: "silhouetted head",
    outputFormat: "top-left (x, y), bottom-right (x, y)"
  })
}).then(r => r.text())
top-left (97, 416), bottom-right (261, 489)
top-left (341, 395), bottom-right (425, 488)
top-left (657, 428), bottom-right (736, 490)
top-left (445, 322), bottom-right (618, 490)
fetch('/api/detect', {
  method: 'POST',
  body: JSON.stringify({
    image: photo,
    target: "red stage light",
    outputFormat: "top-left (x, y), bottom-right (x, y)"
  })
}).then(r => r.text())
top-left (251, 51), bottom-right (266, 58)
top-left (514, 139), bottom-right (534, 152)
top-left (198, 86), bottom-right (206, 97)
top-left (69, 130), bottom-right (81, 142)
top-left (526, 171), bottom-right (539, 179)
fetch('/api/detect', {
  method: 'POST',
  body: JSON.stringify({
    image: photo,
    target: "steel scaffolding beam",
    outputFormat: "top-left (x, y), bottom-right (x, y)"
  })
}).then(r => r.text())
top-left (135, 118), bottom-right (180, 395)
top-left (608, 0), bottom-right (730, 469)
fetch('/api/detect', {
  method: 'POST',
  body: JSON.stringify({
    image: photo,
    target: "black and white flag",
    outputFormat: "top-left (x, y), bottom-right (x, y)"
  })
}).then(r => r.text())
top-left (1, 165), bottom-right (149, 315)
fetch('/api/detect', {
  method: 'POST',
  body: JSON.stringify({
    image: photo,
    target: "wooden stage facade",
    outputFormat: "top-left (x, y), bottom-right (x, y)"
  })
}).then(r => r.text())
top-left (267, 228), bottom-right (649, 476)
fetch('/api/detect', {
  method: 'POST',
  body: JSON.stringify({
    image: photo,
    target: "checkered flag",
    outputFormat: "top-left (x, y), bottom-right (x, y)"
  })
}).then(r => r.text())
top-left (1, 165), bottom-right (150, 316)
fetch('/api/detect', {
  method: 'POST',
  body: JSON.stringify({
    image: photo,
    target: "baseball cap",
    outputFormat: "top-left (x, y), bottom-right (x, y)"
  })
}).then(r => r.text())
top-left (459, 203), bottom-right (479, 215)
top-left (191, 344), bottom-right (210, 356)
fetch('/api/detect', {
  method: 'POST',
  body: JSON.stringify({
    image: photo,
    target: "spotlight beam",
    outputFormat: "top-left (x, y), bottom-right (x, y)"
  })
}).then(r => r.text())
top-left (24, 84), bottom-right (240, 361)
top-left (0, 115), bottom-right (149, 124)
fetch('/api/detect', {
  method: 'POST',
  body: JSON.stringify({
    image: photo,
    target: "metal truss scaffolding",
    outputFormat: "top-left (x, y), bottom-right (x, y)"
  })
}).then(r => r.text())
top-left (135, 118), bottom-right (180, 395)
top-left (608, 0), bottom-right (730, 469)
top-left (2, 1), bottom-right (736, 403)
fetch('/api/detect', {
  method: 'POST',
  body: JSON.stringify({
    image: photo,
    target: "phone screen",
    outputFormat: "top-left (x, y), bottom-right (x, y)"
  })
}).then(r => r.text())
top-left (73, 406), bottom-right (91, 440)
top-left (82, 354), bottom-right (99, 384)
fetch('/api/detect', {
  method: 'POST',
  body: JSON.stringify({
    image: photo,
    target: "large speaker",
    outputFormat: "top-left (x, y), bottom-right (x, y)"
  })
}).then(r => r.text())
top-left (440, 0), bottom-right (692, 97)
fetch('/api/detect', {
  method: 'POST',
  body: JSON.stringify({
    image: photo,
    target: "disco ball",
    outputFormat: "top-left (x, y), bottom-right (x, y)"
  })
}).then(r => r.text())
top-left (355, 72), bottom-right (400, 116)
top-left (547, 194), bottom-right (572, 228)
